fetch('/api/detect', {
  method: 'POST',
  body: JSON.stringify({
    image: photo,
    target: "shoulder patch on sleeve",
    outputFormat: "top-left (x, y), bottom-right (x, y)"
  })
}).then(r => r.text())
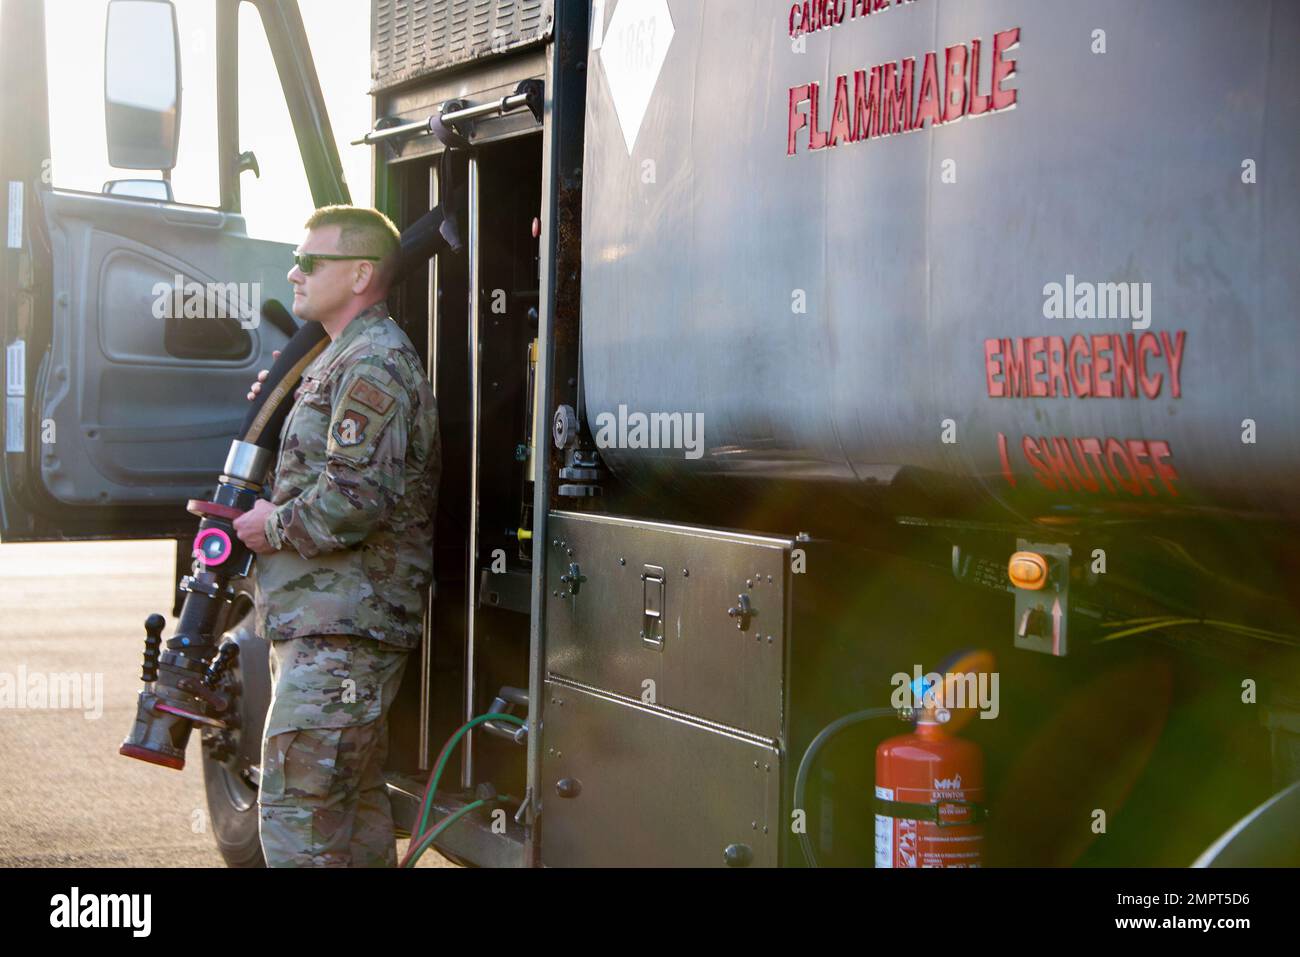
top-left (333, 410), bottom-right (370, 447)
top-left (347, 375), bottom-right (396, 415)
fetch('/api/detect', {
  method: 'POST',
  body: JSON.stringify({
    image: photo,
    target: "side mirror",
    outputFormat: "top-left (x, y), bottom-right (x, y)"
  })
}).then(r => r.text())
top-left (104, 0), bottom-right (181, 171)
top-left (102, 178), bottom-right (174, 202)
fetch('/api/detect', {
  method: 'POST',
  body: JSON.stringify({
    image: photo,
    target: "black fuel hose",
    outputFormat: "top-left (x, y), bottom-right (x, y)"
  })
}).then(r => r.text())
top-left (238, 307), bottom-right (329, 450)
top-left (399, 182), bottom-right (467, 262)
top-left (237, 193), bottom-right (466, 452)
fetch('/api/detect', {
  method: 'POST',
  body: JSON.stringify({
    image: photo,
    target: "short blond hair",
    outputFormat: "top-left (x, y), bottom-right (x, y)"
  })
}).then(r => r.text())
top-left (304, 205), bottom-right (400, 263)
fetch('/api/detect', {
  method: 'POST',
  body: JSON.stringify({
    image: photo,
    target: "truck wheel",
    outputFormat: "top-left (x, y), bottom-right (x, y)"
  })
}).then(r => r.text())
top-left (202, 743), bottom-right (264, 867)
top-left (199, 586), bottom-right (270, 868)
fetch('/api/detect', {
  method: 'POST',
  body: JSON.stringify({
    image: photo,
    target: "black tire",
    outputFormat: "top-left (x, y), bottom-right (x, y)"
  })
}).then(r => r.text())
top-left (202, 742), bottom-right (264, 867)
top-left (199, 585), bottom-right (270, 868)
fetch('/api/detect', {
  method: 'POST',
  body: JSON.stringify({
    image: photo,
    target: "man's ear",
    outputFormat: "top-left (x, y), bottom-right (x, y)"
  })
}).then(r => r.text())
top-left (364, 256), bottom-right (395, 300)
top-left (353, 261), bottom-right (376, 295)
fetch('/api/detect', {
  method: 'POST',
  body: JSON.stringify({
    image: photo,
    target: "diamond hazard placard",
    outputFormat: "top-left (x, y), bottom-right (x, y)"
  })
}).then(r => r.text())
top-left (599, 0), bottom-right (675, 155)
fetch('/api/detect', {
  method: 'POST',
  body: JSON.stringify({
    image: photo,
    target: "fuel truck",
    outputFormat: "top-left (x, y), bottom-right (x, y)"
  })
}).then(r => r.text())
top-left (2, 0), bottom-right (1299, 868)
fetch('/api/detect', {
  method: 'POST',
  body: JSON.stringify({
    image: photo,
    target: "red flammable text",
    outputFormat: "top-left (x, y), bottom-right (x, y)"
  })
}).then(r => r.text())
top-left (787, 27), bottom-right (1019, 155)
top-left (997, 433), bottom-right (1181, 498)
top-left (984, 331), bottom-right (1186, 399)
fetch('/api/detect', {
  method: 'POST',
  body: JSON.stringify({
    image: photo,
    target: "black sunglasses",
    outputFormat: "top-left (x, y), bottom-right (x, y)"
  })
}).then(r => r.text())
top-left (292, 251), bottom-right (384, 275)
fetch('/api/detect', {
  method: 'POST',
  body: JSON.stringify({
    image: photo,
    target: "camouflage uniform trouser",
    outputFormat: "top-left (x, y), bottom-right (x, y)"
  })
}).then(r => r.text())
top-left (258, 634), bottom-right (409, 867)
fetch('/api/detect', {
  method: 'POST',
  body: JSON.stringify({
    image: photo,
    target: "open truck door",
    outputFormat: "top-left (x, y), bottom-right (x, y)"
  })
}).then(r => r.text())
top-left (0, 0), bottom-right (349, 544)
top-left (1, 0), bottom-right (355, 867)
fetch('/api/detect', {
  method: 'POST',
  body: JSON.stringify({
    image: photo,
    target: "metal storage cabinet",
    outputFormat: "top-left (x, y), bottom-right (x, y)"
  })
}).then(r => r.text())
top-left (540, 512), bottom-right (793, 866)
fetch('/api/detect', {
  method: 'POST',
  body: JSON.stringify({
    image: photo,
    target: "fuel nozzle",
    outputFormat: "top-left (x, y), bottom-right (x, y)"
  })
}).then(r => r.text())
top-left (119, 438), bottom-right (277, 771)
top-left (117, 614), bottom-right (184, 767)
top-left (119, 590), bottom-right (242, 770)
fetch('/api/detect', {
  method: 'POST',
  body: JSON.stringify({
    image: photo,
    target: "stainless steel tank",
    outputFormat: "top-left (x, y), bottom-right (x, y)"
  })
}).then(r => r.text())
top-left (580, 0), bottom-right (1300, 524)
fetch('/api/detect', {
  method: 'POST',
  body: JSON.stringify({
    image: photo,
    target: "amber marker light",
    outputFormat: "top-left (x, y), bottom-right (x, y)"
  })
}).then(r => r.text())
top-left (1008, 551), bottom-right (1050, 591)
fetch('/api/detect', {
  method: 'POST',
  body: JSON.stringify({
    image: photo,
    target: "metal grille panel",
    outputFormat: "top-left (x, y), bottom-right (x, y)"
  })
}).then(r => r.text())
top-left (372, 0), bottom-right (552, 91)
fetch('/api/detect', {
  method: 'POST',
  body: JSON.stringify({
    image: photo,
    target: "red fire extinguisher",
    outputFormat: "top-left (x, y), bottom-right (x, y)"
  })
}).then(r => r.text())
top-left (875, 651), bottom-right (993, 868)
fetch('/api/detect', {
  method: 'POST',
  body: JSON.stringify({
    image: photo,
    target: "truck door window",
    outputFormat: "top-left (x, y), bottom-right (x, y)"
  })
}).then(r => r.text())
top-left (236, 0), bottom-right (312, 242)
top-left (44, 0), bottom-right (219, 206)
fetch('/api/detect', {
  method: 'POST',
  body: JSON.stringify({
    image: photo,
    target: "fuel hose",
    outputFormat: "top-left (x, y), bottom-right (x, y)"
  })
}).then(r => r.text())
top-left (240, 203), bottom-right (463, 449)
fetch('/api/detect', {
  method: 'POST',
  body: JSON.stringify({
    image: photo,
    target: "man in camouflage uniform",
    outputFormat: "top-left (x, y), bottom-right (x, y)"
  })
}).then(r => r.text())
top-left (233, 205), bottom-right (440, 867)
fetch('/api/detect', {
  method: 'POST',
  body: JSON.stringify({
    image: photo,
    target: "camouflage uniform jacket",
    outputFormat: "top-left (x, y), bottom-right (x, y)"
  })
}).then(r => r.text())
top-left (254, 303), bottom-right (440, 650)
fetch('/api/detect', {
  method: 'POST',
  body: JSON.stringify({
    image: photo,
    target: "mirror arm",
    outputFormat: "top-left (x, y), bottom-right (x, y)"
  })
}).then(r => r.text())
top-left (235, 151), bottom-right (260, 180)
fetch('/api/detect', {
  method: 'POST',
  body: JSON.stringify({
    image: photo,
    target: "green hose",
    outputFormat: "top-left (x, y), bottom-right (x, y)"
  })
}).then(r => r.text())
top-left (416, 712), bottom-right (525, 838)
top-left (403, 711), bottom-right (527, 868)
top-left (403, 800), bottom-right (486, 868)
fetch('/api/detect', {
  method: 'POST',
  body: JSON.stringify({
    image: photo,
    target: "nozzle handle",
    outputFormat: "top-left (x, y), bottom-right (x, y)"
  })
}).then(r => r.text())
top-left (140, 613), bottom-right (165, 682)
top-left (204, 641), bottom-right (240, 689)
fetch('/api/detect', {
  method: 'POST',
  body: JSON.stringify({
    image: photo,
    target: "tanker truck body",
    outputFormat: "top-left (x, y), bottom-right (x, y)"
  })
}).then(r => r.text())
top-left (3, 0), bottom-right (1298, 867)
top-left (554, 0), bottom-right (1300, 867)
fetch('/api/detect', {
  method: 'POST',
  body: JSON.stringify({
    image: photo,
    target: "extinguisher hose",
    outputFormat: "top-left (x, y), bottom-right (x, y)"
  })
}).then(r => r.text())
top-left (794, 707), bottom-right (898, 868)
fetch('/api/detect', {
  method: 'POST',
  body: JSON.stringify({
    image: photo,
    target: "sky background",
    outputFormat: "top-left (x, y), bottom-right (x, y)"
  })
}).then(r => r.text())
top-left (38, 0), bottom-right (374, 245)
